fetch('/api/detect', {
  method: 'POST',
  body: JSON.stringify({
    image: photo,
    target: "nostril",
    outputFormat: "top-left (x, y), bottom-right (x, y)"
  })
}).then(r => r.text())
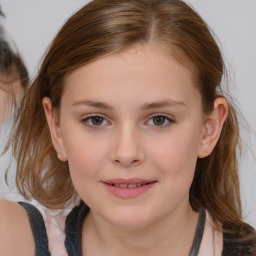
top-left (114, 158), bottom-right (141, 167)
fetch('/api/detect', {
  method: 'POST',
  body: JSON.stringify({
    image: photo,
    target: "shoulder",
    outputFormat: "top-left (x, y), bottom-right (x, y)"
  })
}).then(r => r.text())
top-left (222, 222), bottom-right (256, 256)
top-left (0, 198), bottom-right (34, 256)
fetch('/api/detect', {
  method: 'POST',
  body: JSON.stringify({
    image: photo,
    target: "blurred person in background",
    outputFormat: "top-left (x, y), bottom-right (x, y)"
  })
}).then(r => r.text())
top-left (0, 6), bottom-right (28, 199)
top-left (0, 7), bottom-right (28, 125)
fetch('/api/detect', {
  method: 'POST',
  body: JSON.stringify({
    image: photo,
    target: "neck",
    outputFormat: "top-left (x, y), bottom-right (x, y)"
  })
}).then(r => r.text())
top-left (82, 203), bottom-right (199, 256)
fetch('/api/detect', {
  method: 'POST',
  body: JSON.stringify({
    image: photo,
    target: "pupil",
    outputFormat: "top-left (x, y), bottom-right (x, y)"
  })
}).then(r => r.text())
top-left (153, 116), bottom-right (165, 125)
top-left (92, 117), bottom-right (103, 125)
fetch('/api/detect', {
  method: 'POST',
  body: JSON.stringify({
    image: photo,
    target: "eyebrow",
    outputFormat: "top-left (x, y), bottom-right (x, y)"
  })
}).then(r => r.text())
top-left (141, 100), bottom-right (187, 110)
top-left (71, 99), bottom-right (186, 110)
top-left (71, 100), bottom-right (113, 109)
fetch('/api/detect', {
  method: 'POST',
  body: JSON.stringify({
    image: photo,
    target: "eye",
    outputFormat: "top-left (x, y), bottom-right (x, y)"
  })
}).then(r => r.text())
top-left (147, 114), bottom-right (173, 127)
top-left (82, 115), bottom-right (109, 127)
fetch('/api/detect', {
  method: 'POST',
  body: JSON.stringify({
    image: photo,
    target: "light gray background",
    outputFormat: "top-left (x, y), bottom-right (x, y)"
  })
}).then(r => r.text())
top-left (0, 0), bottom-right (255, 227)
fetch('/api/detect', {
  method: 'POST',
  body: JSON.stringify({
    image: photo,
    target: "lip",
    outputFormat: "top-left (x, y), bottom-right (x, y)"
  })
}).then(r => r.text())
top-left (102, 178), bottom-right (157, 199)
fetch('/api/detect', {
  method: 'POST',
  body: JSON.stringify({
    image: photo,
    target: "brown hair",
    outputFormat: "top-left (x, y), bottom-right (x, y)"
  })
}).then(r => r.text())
top-left (10, 0), bottom-right (255, 237)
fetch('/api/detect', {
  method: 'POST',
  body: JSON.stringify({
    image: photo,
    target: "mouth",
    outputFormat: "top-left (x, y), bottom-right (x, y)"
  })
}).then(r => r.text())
top-left (102, 178), bottom-right (157, 199)
top-left (105, 182), bottom-right (154, 188)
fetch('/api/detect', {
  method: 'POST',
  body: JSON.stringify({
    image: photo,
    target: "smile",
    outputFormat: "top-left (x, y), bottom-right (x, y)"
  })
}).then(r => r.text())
top-left (109, 183), bottom-right (151, 188)
top-left (102, 179), bottom-right (157, 199)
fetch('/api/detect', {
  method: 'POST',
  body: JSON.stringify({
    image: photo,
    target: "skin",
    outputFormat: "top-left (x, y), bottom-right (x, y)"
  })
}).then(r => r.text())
top-left (40, 43), bottom-right (228, 256)
top-left (0, 199), bottom-right (35, 255)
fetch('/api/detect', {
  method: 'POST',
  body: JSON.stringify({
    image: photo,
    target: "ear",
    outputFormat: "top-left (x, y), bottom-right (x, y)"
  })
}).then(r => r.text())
top-left (198, 97), bottom-right (228, 158)
top-left (42, 97), bottom-right (68, 161)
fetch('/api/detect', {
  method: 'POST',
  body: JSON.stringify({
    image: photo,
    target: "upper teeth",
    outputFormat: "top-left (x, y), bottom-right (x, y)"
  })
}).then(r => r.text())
top-left (113, 183), bottom-right (144, 188)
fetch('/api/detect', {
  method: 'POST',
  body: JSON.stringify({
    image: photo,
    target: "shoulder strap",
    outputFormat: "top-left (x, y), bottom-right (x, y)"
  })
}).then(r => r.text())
top-left (189, 208), bottom-right (206, 256)
top-left (65, 201), bottom-right (89, 256)
top-left (18, 202), bottom-right (50, 256)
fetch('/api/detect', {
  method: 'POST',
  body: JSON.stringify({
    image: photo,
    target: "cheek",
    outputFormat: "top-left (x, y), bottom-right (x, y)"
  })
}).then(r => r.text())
top-left (68, 142), bottom-right (102, 176)
top-left (148, 132), bottom-right (199, 211)
top-left (149, 125), bottom-right (202, 186)
top-left (64, 135), bottom-right (108, 200)
top-left (62, 130), bottom-right (108, 181)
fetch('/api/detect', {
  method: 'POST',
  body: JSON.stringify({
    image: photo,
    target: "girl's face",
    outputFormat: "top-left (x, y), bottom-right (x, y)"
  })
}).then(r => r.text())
top-left (47, 43), bottom-right (208, 228)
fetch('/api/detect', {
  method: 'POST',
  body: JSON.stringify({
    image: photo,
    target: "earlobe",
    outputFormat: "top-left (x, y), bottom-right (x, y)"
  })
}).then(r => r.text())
top-left (198, 97), bottom-right (228, 158)
top-left (42, 97), bottom-right (68, 161)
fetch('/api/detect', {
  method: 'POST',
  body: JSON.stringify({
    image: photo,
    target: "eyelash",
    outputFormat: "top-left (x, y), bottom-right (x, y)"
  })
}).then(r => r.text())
top-left (81, 114), bottom-right (109, 128)
top-left (147, 113), bottom-right (174, 127)
top-left (81, 113), bottom-right (174, 128)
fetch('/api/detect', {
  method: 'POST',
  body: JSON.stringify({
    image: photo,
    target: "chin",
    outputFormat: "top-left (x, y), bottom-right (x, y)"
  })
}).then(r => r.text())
top-left (104, 207), bottom-right (155, 229)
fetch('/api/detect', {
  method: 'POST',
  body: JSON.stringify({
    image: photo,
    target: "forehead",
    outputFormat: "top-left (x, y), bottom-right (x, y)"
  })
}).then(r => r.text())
top-left (61, 43), bottom-right (200, 107)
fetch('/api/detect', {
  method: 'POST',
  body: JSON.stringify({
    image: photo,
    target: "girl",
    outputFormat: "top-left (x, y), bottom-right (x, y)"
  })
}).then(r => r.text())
top-left (0, 0), bottom-right (255, 255)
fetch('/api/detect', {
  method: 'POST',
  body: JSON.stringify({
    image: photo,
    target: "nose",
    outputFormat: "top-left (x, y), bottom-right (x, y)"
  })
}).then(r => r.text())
top-left (110, 125), bottom-right (146, 168)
